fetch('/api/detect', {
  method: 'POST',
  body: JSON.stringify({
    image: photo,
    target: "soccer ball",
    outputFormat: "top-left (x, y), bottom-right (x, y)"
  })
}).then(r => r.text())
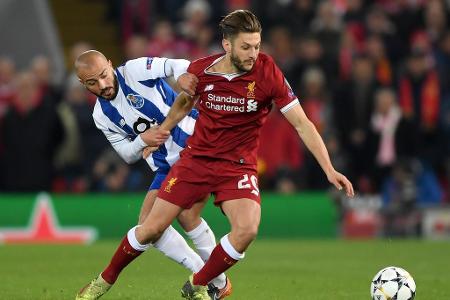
top-left (370, 266), bottom-right (416, 300)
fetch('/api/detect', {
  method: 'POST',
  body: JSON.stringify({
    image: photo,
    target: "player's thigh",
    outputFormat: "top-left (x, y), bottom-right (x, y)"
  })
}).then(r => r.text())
top-left (177, 194), bottom-right (210, 232)
top-left (221, 198), bottom-right (261, 232)
top-left (138, 190), bottom-right (158, 225)
top-left (140, 197), bottom-right (184, 236)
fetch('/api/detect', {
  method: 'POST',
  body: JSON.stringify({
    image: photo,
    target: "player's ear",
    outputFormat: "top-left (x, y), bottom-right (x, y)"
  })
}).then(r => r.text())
top-left (222, 38), bottom-right (231, 53)
top-left (108, 60), bottom-right (113, 67)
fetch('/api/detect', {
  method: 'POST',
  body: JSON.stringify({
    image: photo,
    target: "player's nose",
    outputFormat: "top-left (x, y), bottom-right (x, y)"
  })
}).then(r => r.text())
top-left (98, 79), bottom-right (106, 89)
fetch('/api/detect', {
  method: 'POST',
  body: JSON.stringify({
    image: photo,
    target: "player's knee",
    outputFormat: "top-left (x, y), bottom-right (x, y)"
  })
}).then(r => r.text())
top-left (139, 223), bottom-right (167, 244)
top-left (177, 210), bottom-right (200, 232)
top-left (234, 223), bottom-right (259, 243)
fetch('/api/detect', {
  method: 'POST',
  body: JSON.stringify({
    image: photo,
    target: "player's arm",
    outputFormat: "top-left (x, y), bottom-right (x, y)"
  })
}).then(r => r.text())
top-left (142, 92), bottom-right (195, 159)
top-left (160, 92), bottom-right (197, 131)
top-left (94, 115), bottom-right (168, 164)
top-left (131, 57), bottom-right (197, 95)
top-left (283, 104), bottom-right (355, 197)
top-left (164, 59), bottom-right (197, 95)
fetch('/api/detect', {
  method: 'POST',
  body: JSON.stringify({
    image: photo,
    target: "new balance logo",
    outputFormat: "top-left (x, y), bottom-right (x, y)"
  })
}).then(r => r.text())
top-left (246, 99), bottom-right (258, 112)
top-left (204, 84), bottom-right (214, 92)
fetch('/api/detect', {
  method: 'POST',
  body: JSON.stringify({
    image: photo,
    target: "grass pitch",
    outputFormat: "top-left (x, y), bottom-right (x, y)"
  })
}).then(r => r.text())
top-left (1, 239), bottom-right (449, 299)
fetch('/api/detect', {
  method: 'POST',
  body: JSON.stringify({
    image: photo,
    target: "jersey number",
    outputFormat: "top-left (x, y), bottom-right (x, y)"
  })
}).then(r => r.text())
top-left (237, 174), bottom-right (259, 196)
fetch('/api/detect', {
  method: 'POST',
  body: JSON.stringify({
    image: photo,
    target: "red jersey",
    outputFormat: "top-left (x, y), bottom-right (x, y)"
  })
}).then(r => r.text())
top-left (186, 52), bottom-right (299, 167)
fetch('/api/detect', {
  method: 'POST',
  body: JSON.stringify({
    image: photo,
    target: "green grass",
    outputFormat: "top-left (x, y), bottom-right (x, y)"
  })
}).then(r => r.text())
top-left (1, 240), bottom-right (449, 299)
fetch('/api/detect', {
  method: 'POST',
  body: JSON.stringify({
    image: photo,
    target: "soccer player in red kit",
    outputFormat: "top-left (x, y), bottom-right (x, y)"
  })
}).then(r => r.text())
top-left (108, 9), bottom-right (354, 299)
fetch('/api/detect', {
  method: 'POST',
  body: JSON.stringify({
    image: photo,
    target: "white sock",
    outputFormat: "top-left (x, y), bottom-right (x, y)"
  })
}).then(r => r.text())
top-left (220, 234), bottom-right (245, 260)
top-left (128, 225), bottom-right (151, 251)
top-left (186, 218), bottom-right (227, 289)
top-left (185, 218), bottom-right (216, 262)
top-left (153, 225), bottom-right (204, 273)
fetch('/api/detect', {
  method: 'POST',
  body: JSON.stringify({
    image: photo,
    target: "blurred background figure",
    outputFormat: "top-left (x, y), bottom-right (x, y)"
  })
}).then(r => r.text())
top-left (0, 71), bottom-right (63, 191)
top-left (381, 159), bottom-right (442, 237)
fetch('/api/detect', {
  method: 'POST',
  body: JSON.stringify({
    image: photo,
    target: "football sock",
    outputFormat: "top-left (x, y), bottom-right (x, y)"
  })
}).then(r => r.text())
top-left (101, 226), bottom-right (149, 284)
top-left (186, 218), bottom-right (227, 289)
top-left (153, 225), bottom-right (205, 273)
top-left (193, 234), bottom-right (244, 286)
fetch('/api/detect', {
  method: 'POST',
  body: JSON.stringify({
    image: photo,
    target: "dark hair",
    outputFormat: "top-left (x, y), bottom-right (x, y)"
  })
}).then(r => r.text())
top-left (219, 10), bottom-right (262, 40)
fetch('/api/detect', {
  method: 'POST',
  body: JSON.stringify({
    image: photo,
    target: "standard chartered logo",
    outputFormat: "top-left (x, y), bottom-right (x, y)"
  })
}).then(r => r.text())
top-left (205, 93), bottom-right (258, 113)
top-left (246, 99), bottom-right (258, 112)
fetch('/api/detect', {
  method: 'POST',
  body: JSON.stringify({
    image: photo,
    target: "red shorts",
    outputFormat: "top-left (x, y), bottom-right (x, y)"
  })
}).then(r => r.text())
top-left (157, 154), bottom-right (260, 209)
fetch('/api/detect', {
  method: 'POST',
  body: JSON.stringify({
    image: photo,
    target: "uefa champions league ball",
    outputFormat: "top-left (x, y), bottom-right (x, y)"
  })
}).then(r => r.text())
top-left (370, 266), bottom-right (416, 300)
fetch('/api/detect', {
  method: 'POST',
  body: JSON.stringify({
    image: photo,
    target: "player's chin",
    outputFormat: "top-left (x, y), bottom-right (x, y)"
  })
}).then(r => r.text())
top-left (242, 63), bottom-right (254, 71)
top-left (101, 91), bottom-right (114, 99)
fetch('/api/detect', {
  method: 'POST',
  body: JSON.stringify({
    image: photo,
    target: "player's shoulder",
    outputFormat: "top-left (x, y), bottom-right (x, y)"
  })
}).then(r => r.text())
top-left (255, 52), bottom-right (282, 80)
top-left (258, 52), bottom-right (275, 64)
top-left (256, 52), bottom-right (277, 70)
top-left (188, 53), bottom-right (224, 75)
top-left (121, 57), bottom-right (149, 72)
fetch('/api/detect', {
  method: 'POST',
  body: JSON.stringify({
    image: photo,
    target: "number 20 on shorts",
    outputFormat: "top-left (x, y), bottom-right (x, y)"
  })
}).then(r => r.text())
top-left (237, 174), bottom-right (260, 196)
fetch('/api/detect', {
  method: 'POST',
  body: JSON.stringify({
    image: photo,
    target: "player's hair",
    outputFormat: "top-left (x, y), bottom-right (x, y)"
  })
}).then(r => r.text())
top-left (219, 10), bottom-right (262, 40)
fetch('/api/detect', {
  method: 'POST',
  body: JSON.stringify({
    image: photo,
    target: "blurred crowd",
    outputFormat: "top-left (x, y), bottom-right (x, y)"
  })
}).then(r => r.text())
top-left (0, 0), bottom-right (449, 209)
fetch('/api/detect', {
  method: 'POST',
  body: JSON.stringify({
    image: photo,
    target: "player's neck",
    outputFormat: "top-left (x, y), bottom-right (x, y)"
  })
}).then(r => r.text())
top-left (209, 55), bottom-right (242, 75)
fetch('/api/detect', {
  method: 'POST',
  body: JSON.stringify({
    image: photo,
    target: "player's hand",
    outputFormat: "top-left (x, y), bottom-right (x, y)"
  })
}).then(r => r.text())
top-left (140, 126), bottom-right (170, 147)
top-left (177, 73), bottom-right (198, 96)
top-left (327, 169), bottom-right (354, 197)
top-left (142, 146), bottom-right (159, 159)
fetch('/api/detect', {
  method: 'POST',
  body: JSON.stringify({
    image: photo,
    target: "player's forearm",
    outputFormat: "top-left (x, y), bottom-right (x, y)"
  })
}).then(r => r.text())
top-left (111, 135), bottom-right (147, 164)
top-left (296, 120), bottom-right (335, 177)
top-left (160, 92), bottom-right (195, 131)
top-left (164, 59), bottom-right (190, 80)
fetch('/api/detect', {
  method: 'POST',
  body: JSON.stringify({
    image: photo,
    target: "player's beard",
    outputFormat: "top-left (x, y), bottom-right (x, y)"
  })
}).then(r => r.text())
top-left (98, 76), bottom-right (119, 100)
top-left (230, 51), bottom-right (255, 73)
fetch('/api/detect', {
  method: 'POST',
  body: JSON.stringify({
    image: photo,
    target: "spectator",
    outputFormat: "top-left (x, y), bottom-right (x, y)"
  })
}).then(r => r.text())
top-left (381, 159), bottom-right (442, 236)
top-left (425, 0), bottom-right (448, 43)
top-left (0, 57), bottom-right (16, 119)
top-left (334, 54), bottom-right (378, 188)
top-left (124, 34), bottom-right (149, 60)
top-left (283, 0), bottom-right (315, 38)
top-left (311, 0), bottom-right (342, 71)
top-left (0, 72), bottom-right (64, 191)
top-left (266, 26), bottom-right (297, 79)
top-left (398, 48), bottom-right (442, 167)
top-left (147, 20), bottom-right (190, 58)
top-left (366, 34), bottom-right (393, 86)
top-left (369, 88), bottom-right (402, 188)
top-left (30, 55), bottom-right (61, 103)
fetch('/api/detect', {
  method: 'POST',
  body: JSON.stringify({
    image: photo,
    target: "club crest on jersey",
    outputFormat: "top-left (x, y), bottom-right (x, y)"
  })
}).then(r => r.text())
top-left (126, 94), bottom-right (144, 109)
top-left (246, 81), bottom-right (256, 98)
top-left (164, 177), bottom-right (177, 193)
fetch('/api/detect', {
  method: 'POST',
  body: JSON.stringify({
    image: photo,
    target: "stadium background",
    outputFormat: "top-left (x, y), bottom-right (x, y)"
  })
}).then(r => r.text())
top-left (0, 0), bottom-right (450, 299)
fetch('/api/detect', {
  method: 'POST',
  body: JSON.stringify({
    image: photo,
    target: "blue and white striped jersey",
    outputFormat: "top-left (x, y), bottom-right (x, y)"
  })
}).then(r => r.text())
top-left (92, 57), bottom-right (197, 173)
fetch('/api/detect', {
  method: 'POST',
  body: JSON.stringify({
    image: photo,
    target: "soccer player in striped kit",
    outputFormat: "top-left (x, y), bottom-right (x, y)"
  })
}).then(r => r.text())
top-left (74, 50), bottom-right (231, 300)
